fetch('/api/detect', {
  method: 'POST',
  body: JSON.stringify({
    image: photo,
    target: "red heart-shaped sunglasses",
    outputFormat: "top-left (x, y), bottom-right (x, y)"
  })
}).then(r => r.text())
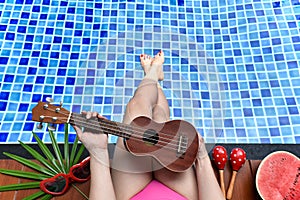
top-left (40, 156), bottom-right (91, 196)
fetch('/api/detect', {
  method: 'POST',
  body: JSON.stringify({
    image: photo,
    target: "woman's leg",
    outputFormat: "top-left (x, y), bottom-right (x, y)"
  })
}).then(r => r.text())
top-left (151, 55), bottom-right (199, 199)
top-left (111, 52), bottom-right (164, 200)
top-left (152, 52), bottom-right (169, 123)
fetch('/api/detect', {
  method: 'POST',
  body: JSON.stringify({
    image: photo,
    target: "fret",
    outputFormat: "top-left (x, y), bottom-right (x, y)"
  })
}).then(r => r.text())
top-left (69, 113), bottom-right (132, 139)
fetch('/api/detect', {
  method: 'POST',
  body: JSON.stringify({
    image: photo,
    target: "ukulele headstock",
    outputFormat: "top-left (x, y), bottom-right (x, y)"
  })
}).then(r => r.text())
top-left (32, 101), bottom-right (71, 129)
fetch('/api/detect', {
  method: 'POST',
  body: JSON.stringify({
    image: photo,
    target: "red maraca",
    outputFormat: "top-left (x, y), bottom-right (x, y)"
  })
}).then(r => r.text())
top-left (212, 145), bottom-right (228, 197)
top-left (227, 148), bottom-right (246, 200)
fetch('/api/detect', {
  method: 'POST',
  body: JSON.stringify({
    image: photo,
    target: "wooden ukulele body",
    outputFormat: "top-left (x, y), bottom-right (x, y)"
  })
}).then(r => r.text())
top-left (125, 116), bottom-right (199, 172)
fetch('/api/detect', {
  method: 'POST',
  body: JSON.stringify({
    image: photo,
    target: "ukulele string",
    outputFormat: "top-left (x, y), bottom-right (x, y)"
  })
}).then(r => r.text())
top-left (70, 118), bottom-right (179, 152)
top-left (70, 115), bottom-right (187, 152)
top-left (43, 114), bottom-right (187, 153)
top-left (68, 116), bottom-right (183, 153)
top-left (71, 112), bottom-right (188, 147)
top-left (43, 108), bottom-right (189, 152)
top-left (70, 112), bottom-right (190, 150)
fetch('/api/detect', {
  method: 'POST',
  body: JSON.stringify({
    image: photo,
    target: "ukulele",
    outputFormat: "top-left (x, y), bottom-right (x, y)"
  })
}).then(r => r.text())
top-left (32, 101), bottom-right (199, 172)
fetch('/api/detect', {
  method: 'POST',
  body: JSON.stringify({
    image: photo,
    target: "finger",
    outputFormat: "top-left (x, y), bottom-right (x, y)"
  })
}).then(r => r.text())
top-left (91, 111), bottom-right (98, 118)
top-left (197, 134), bottom-right (208, 159)
top-left (198, 134), bottom-right (204, 143)
top-left (85, 111), bottom-right (92, 119)
top-left (73, 125), bottom-right (83, 139)
top-left (81, 111), bottom-right (89, 120)
top-left (82, 111), bottom-right (105, 120)
top-left (97, 114), bottom-right (106, 120)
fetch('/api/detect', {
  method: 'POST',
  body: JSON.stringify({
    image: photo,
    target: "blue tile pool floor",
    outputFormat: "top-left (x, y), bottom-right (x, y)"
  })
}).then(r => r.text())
top-left (0, 0), bottom-right (300, 144)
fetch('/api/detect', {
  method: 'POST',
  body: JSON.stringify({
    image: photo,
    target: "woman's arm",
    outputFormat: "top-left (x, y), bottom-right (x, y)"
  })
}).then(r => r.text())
top-left (73, 111), bottom-right (116, 200)
top-left (195, 156), bottom-right (225, 200)
top-left (89, 150), bottom-right (116, 200)
top-left (195, 135), bottom-right (225, 200)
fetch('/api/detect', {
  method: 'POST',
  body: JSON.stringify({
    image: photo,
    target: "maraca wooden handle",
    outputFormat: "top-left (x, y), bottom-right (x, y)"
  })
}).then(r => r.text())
top-left (219, 170), bottom-right (226, 197)
top-left (212, 145), bottom-right (228, 197)
top-left (226, 171), bottom-right (237, 200)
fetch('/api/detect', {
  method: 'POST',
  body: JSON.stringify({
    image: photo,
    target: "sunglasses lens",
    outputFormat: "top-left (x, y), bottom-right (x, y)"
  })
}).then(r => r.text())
top-left (72, 159), bottom-right (90, 179)
top-left (44, 175), bottom-right (67, 193)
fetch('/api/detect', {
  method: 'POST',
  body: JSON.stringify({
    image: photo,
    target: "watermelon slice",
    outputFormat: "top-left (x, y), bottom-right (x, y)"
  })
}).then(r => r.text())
top-left (256, 151), bottom-right (300, 200)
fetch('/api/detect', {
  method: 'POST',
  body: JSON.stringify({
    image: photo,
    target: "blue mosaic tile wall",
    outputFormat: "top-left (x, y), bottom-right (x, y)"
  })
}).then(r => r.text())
top-left (0, 0), bottom-right (300, 144)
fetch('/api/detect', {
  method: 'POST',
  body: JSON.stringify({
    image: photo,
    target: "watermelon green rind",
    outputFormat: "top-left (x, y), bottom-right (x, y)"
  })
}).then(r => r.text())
top-left (256, 151), bottom-right (300, 200)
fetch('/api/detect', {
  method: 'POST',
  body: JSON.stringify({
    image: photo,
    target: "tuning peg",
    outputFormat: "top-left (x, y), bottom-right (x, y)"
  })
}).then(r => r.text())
top-left (36, 122), bottom-right (43, 129)
top-left (48, 124), bottom-right (56, 131)
top-left (59, 101), bottom-right (63, 107)
top-left (46, 97), bottom-right (54, 103)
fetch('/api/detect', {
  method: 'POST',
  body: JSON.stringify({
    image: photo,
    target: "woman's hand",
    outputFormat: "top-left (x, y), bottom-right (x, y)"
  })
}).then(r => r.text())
top-left (197, 134), bottom-right (208, 159)
top-left (72, 111), bottom-right (109, 151)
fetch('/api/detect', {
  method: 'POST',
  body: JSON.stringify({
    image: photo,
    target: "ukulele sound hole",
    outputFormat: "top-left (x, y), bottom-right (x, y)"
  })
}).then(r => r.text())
top-left (143, 129), bottom-right (159, 145)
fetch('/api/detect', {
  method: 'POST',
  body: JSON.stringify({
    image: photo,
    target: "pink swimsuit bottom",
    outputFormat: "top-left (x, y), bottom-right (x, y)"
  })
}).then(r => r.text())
top-left (130, 180), bottom-right (187, 200)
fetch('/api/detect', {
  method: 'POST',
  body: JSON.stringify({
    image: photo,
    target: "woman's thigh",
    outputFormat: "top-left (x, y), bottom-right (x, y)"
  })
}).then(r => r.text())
top-left (110, 83), bottom-right (157, 199)
top-left (111, 137), bottom-right (153, 200)
top-left (153, 162), bottom-right (199, 200)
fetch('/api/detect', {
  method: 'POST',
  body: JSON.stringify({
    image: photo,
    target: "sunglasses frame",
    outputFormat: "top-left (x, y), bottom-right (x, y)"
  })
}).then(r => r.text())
top-left (69, 156), bottom-right (91, 183)
top-left (40, 156), bottom-right (91, 196)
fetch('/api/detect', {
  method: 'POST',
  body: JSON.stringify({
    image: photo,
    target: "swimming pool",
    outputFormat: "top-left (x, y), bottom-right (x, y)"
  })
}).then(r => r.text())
top-left (0, 0), bottom-right (299, 144)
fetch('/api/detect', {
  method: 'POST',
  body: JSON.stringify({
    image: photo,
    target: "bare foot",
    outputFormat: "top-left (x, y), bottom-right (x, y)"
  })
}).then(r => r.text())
top-left (140, 54), bottom-right (153, 75)
top-left (151, 50), bottom-right (164, 81)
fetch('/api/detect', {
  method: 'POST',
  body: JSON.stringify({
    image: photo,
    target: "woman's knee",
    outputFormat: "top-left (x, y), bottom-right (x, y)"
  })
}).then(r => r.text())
top-left (152, 104), bottom-right (170, 122)
top-left (124, 98), bottom-right (152, 123)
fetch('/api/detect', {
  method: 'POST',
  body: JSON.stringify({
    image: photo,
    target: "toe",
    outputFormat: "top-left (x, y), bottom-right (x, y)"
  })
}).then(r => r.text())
top-left (140, 54), bottom-right (144, 60)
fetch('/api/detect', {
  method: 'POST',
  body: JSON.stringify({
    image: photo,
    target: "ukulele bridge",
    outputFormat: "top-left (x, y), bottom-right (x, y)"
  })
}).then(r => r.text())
top-left (177, 135), bottom-right (188, 158)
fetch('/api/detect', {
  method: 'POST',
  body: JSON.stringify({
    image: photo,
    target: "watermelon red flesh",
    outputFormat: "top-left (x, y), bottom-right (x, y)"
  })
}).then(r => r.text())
top-left (256, 151), bottom-right (300, 200)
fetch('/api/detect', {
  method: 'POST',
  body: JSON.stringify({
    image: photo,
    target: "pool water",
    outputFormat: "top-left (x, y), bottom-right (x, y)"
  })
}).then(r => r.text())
top-left (0, 0), bottom-right (299, 144)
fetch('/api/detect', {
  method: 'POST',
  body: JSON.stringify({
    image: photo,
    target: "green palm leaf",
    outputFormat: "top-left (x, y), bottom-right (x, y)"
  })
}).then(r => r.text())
top-left (22, 191), bottom-right (48, 200)
top-left (3, 152), bottom-right (54, 176)
top-left (48, 129), bottom-right (66, 173)
top-left (73, 144), bottom-right (86, 166)
top-left (18, 140), bottom-right (60, 174)
top-left (0, 181), bottom-right (40, 191)
top-left (72, 184), bottom-right (89, 199)
top-left (32, 132), bottom-right (64, 173)
top-left (0, 169), bottom-right (50, 180)
top-left (64, 124), bottom-right (70, 171)
top-left (40, 194), bottom-right (53, 200)
top-left (70, 135), bottom-right (80, 166)
top-left (0, 124), bottom-right (88, 199)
